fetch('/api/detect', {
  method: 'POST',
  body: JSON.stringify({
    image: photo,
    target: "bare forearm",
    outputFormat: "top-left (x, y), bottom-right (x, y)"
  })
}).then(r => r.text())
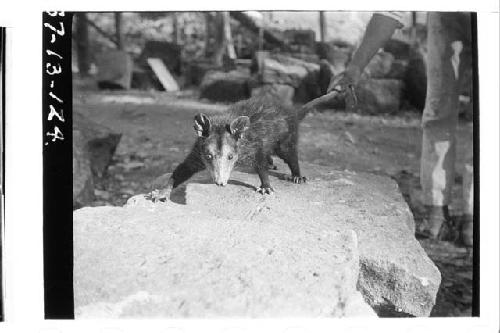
top-left (348, 14), bottom-right (401, 72)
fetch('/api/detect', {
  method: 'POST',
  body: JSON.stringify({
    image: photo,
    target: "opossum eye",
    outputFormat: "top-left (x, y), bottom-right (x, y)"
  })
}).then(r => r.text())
top-left (227, 154), bottom-right (233, 160)
top-left (206, 154), bottom-right (213, 160)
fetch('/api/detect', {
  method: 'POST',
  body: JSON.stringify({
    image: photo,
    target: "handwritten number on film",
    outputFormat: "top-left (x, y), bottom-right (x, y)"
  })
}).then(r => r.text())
top-left (44, 12), bottom-right (65, 145)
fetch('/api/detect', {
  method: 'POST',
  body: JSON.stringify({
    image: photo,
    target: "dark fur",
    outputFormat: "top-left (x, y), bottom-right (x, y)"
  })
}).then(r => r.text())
top-left (151, 96), bottom-right (311, 199)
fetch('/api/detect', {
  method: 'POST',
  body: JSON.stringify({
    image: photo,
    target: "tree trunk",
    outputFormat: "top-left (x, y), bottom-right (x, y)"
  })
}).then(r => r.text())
top-left (410, 11), bottom-right (417, 46)
top-left (212, 12), bottom-right (235, 66)
top-left (114, 12), bottom-right (123, 50)
top-left (75, 13), bottom-right (90, 76)
top-left (229, 11), bottom-right (286, 50)
top-left (319, 11), bottom-right (327, 42)
top-left (204, 12), bottom-right (212, 57)
top-left (223, 12), bottom-right (236, 60)
top-left (172, 13), bottom-right (180, 45)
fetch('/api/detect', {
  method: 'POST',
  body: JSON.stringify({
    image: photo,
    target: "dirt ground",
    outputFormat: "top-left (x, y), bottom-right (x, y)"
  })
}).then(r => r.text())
top-left (74, 89), bottom-right (474, 317)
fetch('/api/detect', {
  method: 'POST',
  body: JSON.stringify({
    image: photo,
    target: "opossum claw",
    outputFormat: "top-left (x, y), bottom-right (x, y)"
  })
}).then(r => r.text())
top-left (147, 176), bottom-right (174, 202)
top-left (256, 186), bottom-right (274, 195)
top-left (286, 175), bottom-right (307, 184)
top-left (146, 187), bottom-right (172, 202)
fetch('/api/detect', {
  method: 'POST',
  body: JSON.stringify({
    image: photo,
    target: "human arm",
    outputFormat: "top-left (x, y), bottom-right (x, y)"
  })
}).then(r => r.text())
top-left (328, 13), bottom-right (403, 94)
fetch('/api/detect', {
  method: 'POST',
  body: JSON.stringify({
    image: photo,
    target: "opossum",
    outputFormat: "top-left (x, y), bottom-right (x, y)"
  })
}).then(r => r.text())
top-left (150, 96), bottom-right (313, 201)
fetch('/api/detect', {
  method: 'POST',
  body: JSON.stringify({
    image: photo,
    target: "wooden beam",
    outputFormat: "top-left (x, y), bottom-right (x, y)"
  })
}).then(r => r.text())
top-left (229, 11), bottom-right (287, 50)
top-left (114, 13), bottom-right (123, 50)
top-left (319, 11), bottom-right (327, 42)
top-left (75, 13), bottom-right (90, 76)
top-left (82, 15), bottom-right (119, 48)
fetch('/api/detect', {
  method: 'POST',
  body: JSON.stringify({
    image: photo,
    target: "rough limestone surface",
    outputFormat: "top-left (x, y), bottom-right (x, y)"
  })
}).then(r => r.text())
top-left (74, 161), bottom-right (440, 318)
top-left (74, 204), bottom-right (371, 318)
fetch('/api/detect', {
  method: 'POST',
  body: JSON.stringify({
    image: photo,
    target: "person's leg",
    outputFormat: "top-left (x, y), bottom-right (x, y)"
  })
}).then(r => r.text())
top-left (420, 12), bottom-right (462, 239)
top-left (461, 163), bottom-right (474, 246)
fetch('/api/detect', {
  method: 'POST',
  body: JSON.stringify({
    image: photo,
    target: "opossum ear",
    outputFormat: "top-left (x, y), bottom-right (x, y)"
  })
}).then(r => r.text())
top-left (229, 116), bottom-right (250, 139)
top-left (194, 113), bottom-right (211, 137)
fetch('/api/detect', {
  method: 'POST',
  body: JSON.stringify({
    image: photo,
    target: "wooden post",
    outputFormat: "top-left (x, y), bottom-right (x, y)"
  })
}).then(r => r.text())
top-left (212, 12), bottom-right (235, 66)
top-left (410, 11), bottom-right (418, 46)
top-left (223, 12), bottom-right (236, 60)
top-left (213, 12), bottom-right (224, 66)
top-left (319, 11), bottom-right (327, 42)
top-left (114, 12), bottom-right (123, 50)
top-left (204, 12), bottom-right (212, 57)
top-left (172, 13), bottom-right (180, 44)
top-left (75, 13), bottom-right (90, 76)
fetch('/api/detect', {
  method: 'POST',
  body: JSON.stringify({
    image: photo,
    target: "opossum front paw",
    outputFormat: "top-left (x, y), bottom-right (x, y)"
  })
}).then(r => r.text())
top-left (147, 174), bottom-right (174, 202)
top-left (286, 175), bottom-right (307, 184)
top-left (146, 187), bottom-right (172, 202)
top-left (256, 186), bottom-right (274, 195)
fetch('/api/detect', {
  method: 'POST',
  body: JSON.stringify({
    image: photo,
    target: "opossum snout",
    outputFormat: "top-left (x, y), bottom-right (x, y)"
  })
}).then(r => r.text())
top-left (213, 171), bottom-right (230, 186)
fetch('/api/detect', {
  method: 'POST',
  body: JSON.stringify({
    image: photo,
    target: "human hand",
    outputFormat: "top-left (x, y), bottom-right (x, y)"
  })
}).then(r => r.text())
top-left (327, 66), bottom-right (361, 109)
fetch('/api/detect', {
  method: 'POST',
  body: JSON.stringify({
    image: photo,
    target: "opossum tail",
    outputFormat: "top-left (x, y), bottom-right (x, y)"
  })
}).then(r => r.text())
top-left (296, 90), bottom-right (343, 121)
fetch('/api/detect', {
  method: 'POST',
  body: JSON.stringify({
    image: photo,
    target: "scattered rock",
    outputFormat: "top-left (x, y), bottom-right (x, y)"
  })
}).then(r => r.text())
top-left (364, 52), bottom-right (395, 79)
top-left (294, 69), bottom-right (322, 104)
top-left (355, 79), bottom-right (403, 114)
top-left (318, 59), bottom-right (334, 95)
top-left (386, 59), bottom-right (409, 80)
top-left (199, 69), bottom-right (251, 103)
top-left (117, 161), bottom-right (145, 172)
top-left (383, 39), bottom-right (411, 60)
top-left (403, 52), bottom-right (427, 110)
top-left (186, 61), bottom-right (220, 86)
top-left (140, 40), bottom-right (182, 75)
top-left (260, 53), bottom-right (320, 88)
top-left (73, 130), bottom-right (94, 209)
top-left (315, 41), bottom-right (352, 73)
top-left (72, 110), bottom-right (122, 208)
top-left (73, 110), bottom-right (122, 177)
top-left (251, 84), bottom-right (295, 106)
top-left (74, 161), bottom-right (440, 317)
top-left (94, 189), bottom-right (111, 200)
top-left (284, 29), bottom-right (316, 51)
top-left (96, 50), bottom-right (133, 90)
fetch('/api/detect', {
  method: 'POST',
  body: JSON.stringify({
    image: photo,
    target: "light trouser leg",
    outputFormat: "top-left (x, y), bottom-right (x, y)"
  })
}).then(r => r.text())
top-left (420, 12), bottom-right (461, 208)
top-left (461, 163), bottom-right (474, 246)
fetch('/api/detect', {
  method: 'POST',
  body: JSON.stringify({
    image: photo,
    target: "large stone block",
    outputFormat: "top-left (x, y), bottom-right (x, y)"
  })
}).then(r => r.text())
top-left (251, 84), bottom-right (295, 106)
top-left (140, 40), bottom-right (182, 75)
top-left (72, 109), bottom-right (121, 208)
top-left (403, 53), bottom-right (427, 110)
top-left (315, 41), bottom-right (352, 76)
top-left (363, 52), bottom-right (395, 79)
top-left (73, 110), bottom-right (122, 177)
top-left (260, 53), bottom-right (320, 88)
top-left (96, 50), bottom-right (133, 90)
top-left (73, 130), bottom-right (94, 209)
top-left (354, 79), bottom-right (404, 114)
top-left (74, 161), bottom-right (440, 318)
top-left (199, 69), bottom-right (251, 103)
